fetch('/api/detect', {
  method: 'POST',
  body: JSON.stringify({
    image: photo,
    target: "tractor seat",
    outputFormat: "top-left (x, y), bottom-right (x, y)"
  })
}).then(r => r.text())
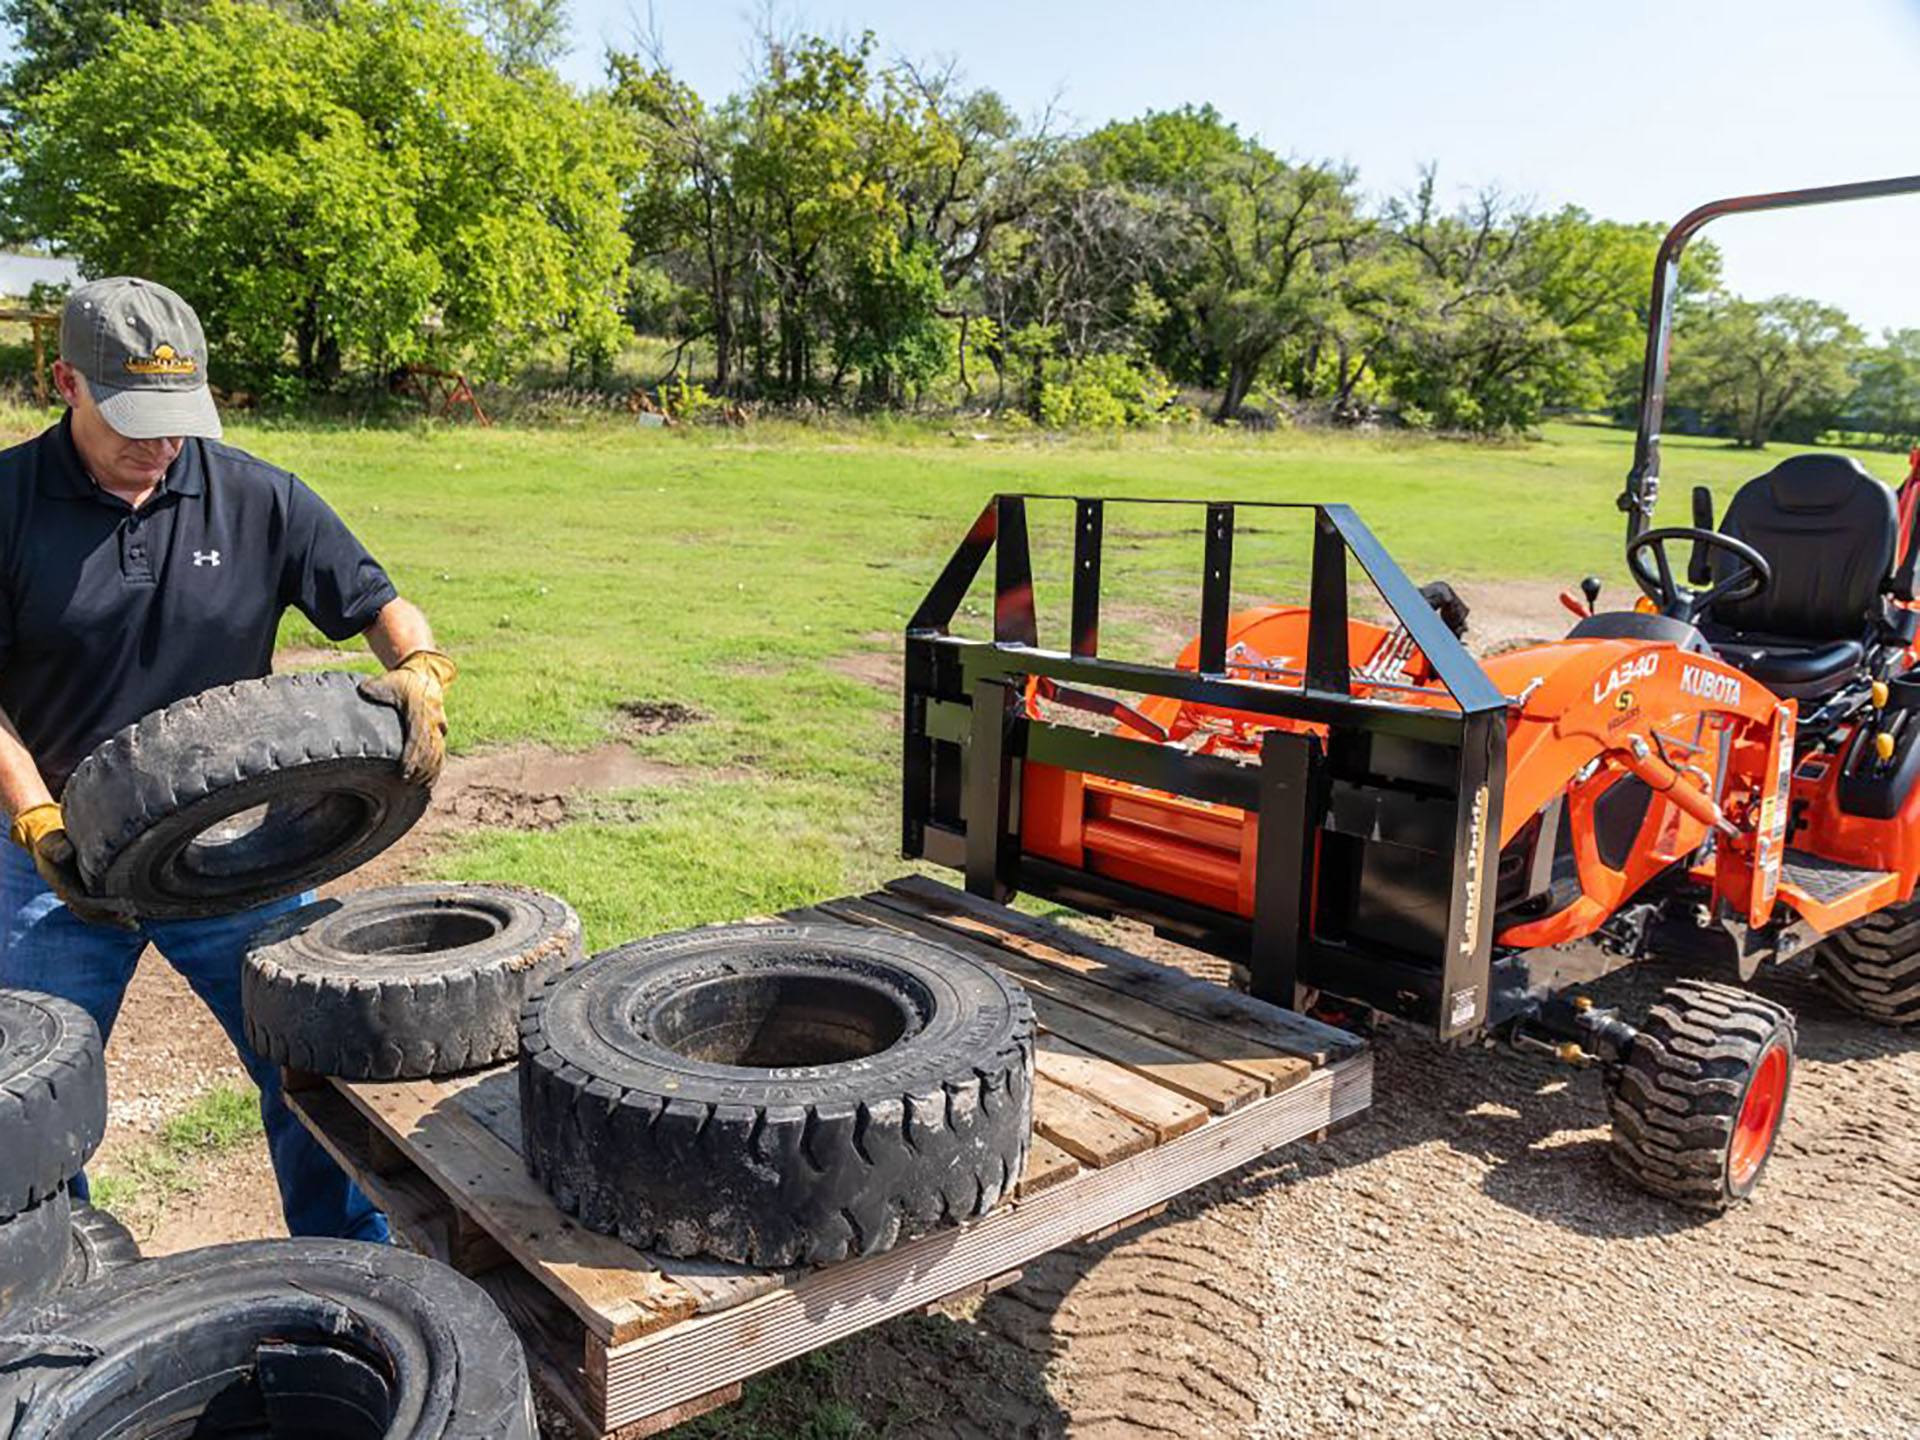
top-left (1698, 453), bottom-right (1899, 699)
top-left (1704, 633), bottom-right (1864, 694)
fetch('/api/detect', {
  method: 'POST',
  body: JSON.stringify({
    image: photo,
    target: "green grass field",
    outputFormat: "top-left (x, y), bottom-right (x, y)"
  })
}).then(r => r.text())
top-left (3, 405), bottom-right (1901, 946)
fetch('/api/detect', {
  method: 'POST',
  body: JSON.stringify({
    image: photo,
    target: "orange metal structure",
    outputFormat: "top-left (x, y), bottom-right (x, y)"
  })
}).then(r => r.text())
top-left (1016, 604), bottom-right (1892, 956)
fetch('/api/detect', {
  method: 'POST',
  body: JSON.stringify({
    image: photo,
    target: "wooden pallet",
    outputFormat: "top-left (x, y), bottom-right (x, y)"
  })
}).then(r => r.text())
top-left (285, 878), bottom-right (1371, 1437)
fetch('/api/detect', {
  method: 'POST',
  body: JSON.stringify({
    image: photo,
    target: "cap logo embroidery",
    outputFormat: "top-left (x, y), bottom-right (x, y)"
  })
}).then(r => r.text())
top-left (192, 550), bottom-right (221, 567)
top-left (124, 343), bottom-right (197, 377)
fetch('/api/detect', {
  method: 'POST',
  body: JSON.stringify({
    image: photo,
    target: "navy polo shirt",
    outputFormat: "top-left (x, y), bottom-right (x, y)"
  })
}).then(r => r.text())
top-left (0, 414), bottom-right (397, 795)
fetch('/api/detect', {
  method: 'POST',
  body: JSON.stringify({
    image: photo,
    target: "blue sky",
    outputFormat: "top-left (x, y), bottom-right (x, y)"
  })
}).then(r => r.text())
top-left (557, 0), bottom-right (1920, 334)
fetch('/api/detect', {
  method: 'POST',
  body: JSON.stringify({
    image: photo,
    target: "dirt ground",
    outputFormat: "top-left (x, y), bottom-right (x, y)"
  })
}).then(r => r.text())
top-left (782, 947), bottom-right (1920, 1440)
top-left (96, 600), bottom-right (1920, 1437)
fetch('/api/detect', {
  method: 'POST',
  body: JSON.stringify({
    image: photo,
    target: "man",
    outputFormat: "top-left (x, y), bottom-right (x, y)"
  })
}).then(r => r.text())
top-left (0, 276), bottom-right (456, 1241)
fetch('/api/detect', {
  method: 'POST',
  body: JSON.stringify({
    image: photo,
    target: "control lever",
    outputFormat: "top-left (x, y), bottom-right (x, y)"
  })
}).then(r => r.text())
top-left (1872, 680), bottom-right (1897, 766)
top-left (1688, 487), bottom-right (1716, 585)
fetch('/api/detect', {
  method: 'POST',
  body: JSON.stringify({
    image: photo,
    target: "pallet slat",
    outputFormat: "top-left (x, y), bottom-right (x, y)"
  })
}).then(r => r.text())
top-left (336, 1076), bottom-right (698, 1344)
top-left (1034, 1032), bottom-right (1209, 1141)
top-left (1031, 1075), bottom-right (1156, 1165)
top-left (282, 1085), bottom-right (469, 1266)
top-left (826, 895), bottom-right (1311, 1095)
top-left (1015, 1135), bottom-right (1081, 1197)
top-left (881, 876), bottom-right (1361, 1063)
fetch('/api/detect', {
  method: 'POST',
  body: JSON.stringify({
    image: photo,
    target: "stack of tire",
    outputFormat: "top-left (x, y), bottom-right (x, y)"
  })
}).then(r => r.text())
top-left (0, 987), bottom-right (138, 1321)
top-left (0, 678), bottom-right (542, 1436)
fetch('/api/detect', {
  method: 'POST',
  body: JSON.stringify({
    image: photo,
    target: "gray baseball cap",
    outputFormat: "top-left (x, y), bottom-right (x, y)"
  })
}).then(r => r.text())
top-left (60, 276), bottom-right (222, 441)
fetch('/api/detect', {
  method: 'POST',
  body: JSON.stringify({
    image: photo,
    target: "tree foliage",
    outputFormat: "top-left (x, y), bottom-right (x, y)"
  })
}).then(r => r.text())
top-left (2, 7), bottom-right (1880, 433)
top-left (5, 0), bottom-right (635, 390)
top-left (1670, 295), bottom-right (1862, 447)
top-left (1847, 329), bottom-right (1920, 447)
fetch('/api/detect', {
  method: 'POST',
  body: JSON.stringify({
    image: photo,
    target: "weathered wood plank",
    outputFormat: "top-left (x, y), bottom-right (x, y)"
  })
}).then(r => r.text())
top-left (823, 895), bottom-right (1310, 1096)
top-left (1027, 991), bottom-right (1260, 1114)
top-left (1016, 1134), bottom-right (1080, 1197)
top-left (440, 1070), bottom-right (785, 1317)
top-left (1031, 1075), bottom-right (1156, 1166)
top-left (1034, 1032), bottom-right (1208, 1141)
top-left (881, 875), bottom-right (1361, 1063)
top-left (335, 1075), bottom-right (698, 1345)
top-left (283, 1085), bottom-right (473, 1267)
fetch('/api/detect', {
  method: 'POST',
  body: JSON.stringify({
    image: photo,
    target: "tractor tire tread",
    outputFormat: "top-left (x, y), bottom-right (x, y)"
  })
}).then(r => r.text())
top-left (1816, 902), bottom-right (1920, 1024)
top-left (1606, 978), bottom-right (1794, 1213)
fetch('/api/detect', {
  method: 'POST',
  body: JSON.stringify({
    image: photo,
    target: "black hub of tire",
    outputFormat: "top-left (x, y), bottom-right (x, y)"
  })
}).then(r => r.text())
top-left (244, 884), bottom-right (582, 1079)
top-left (519, 922), bottom-right (1035, 1267)
top-left (1607, 979), bottom-right (1796, 1212)
top-left (1814, 900), bottom-right (1920, 1026)
top-left (0, 987), bottom-right (108, 1216)
top-left (0, 1239), bottom-right (536, 1439)
top-left (63, 673), bottom-right (431, 920)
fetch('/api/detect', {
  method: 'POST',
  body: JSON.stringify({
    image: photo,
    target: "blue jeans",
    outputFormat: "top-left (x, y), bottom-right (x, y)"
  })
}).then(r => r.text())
top-left (0, 844), bottom-right (388, 1243)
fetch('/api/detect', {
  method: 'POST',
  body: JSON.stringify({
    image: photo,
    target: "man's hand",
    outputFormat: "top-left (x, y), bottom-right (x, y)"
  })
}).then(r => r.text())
top-left (359, 650), bottom-right (457, 785)
top-left (9, 802), bottom-right (137, 930)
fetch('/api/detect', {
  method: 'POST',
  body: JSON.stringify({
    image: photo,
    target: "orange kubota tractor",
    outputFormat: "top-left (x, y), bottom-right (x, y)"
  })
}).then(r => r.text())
top-left (903, 175), bottom-right (1920, 1212)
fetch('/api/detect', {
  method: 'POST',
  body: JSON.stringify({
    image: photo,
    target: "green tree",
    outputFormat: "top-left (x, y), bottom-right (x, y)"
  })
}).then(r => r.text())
top-left (1670, 295), bottom-right (1862, 447)
top-left (1848, 329), bottom-right (1920, 447)
top-left (1372, 178), bottom-right (1674, 433)
top-left (830, 240), bottom-right (952, 403)
top-left (7, 0), bottom-right (637, 390)
top-left (1078, 109), bottom-right (1367, 419)
top-left (1185, 152), bottom-right (1366, 419)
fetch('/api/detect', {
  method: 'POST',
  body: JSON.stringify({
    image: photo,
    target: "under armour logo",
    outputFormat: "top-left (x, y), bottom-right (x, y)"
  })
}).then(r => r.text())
top-left (192, 550), bottom-right (221, 567)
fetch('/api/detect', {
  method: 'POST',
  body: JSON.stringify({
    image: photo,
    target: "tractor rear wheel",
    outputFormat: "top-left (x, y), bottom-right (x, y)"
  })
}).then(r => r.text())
top-left (1814, 900), bottom-right (1920, 1026)
top-left (1606, 979), bottom-right (1795, 1212)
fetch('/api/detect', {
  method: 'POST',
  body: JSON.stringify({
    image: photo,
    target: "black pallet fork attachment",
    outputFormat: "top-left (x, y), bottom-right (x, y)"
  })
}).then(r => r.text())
top-left (902, 495), bottom-right (1509, 1042)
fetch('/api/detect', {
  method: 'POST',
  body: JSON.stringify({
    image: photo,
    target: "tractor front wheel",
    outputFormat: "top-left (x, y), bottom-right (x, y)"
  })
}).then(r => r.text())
top-left (1606, 979), bottom-right (1795, 1212)
top-left (1814, 900), bottom-right (1920, 1026)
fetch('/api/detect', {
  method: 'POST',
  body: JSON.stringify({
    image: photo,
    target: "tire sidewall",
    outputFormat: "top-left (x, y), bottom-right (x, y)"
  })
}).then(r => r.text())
top-left (534, 923), bottom-right (1025, 1105)
top-left (247, 884), bottom-right (572, 980)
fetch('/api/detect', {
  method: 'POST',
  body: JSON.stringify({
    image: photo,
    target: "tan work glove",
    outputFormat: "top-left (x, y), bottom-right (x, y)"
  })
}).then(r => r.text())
top-left (359, 650), bottom-right (457, 786)
top-left (10, 802), bottom-right (137, 930)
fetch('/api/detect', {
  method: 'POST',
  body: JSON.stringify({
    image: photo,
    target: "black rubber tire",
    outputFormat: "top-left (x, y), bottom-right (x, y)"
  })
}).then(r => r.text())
top-left (1607, 979), bottom-right (1796, 1212)
top-left (61, 672), bottom-right (431, 920)
top-left (1814, 899), bottom-right (1920, 1025)
top-left (0, 1185), bottom-right (71, 1321)
top-left (62, 1202), bottom-right (141, 1291)
top-left (0, 1238), bottom-right (536, 1439)
top-left (243, 884), bottom-right (583, 1079)
top-left (0, 988), bottom-right (108, 1216)
top-left (519, 921), bottom-right (1035, 1268)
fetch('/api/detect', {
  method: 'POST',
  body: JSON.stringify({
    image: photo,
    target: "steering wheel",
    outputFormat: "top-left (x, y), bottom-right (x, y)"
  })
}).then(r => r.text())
top-left (1625, 527), bottom-right (1773, 622)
